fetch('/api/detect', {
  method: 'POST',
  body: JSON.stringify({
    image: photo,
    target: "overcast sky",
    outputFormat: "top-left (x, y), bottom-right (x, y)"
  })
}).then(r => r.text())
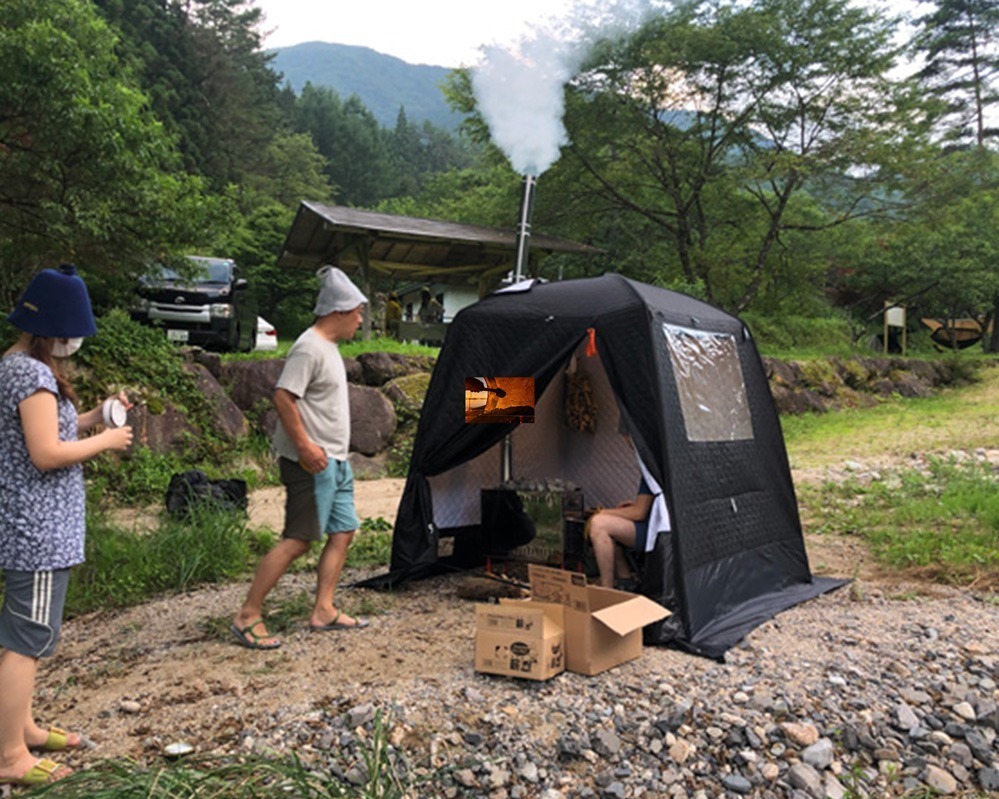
top-left (253, 0), bottom-right (920, 68)
top-left (253, 0), bottom-right (578, 67)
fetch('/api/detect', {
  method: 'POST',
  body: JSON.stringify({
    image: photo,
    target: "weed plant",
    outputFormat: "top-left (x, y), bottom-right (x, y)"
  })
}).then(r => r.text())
top-left (66, 504), bottom-right (269, 615)
top-left (348, 518), bottom-right (394, 567)
top-left (24, 713), bottom-right (411, 798)
top-left (798, 457), bottom-right (999, 587)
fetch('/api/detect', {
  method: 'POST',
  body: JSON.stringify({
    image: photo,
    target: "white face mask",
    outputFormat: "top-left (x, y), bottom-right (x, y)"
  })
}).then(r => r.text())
top-left (51, 338), bottom-right (84, 358)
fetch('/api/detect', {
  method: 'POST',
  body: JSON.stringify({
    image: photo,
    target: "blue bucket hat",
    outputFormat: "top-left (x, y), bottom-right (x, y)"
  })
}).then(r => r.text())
top-left (8, 264), bottom-right (98, 338)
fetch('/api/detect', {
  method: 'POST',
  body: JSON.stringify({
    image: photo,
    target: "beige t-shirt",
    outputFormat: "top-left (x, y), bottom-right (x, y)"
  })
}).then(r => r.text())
top-left (272, 327), bottom-right (350, 461)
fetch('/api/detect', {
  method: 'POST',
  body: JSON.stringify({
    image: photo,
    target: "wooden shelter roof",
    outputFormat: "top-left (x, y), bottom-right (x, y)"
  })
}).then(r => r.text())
top-left (277, 202), bottom-right (600, 287)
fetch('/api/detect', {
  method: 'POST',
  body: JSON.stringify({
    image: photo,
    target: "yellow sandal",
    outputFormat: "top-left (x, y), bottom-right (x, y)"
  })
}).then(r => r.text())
top-left (0, 757), bottom-right (71, 786)
top-left (40, 726), bottom-right (81, 752)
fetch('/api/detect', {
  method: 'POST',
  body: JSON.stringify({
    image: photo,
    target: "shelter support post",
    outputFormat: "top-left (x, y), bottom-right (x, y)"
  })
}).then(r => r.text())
top-left (349, 235), bottom-right (374, 340)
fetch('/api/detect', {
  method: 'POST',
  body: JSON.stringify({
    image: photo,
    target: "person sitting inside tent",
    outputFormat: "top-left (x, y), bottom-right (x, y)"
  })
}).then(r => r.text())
top-left (586, 477), bottom-right (653, 591)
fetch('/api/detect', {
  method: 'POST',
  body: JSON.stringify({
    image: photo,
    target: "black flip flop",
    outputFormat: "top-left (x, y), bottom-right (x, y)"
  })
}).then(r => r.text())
top-left (230, 620), bottom-right (281, 649)
top-left (310, 609), bottom-right (369, 631)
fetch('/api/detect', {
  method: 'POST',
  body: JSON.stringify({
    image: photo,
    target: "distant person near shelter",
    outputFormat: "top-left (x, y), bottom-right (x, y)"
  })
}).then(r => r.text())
top-left (385, 292), bottom-right (402, 338)
top-left (231, 266), bottom-right (369, 649)
top-left (417, 286), bottom-right (443, 324)
top-left (0, 266), bottom-right (134, 786)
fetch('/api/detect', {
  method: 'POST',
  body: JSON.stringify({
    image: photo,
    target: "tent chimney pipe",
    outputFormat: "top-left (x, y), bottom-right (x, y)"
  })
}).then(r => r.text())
top-left (513, 174), bottom-right (537, 283)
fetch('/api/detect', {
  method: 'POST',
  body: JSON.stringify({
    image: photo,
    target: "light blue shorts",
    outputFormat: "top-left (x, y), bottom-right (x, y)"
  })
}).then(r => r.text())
top-left (279, 457), bottom-right (359, 541)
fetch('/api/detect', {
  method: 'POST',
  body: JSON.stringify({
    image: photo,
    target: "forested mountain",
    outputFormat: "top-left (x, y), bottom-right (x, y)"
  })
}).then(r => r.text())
top-left (270, 41), bottom-right (460, 130)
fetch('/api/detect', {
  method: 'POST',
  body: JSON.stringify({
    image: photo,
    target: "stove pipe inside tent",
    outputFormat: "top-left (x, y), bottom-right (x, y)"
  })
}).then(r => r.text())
top-left (513, 174), bottom-right (538, 283)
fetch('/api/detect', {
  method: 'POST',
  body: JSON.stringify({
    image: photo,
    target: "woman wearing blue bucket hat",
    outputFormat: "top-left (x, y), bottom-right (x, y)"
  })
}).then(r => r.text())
top-left (0, 265), bottom-right (134, 786)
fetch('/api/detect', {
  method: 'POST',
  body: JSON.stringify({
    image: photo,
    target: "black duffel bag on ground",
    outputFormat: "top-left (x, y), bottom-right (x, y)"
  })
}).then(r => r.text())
top-left (165, 469), bottom-right (248, 519)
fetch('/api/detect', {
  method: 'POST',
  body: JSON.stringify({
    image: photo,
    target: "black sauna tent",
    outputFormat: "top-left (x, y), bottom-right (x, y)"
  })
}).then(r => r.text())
top-left (379, 274), bottom-right (844, 659)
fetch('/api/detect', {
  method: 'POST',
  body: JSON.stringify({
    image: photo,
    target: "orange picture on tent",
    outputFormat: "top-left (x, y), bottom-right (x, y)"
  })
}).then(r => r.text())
top-left (465, 377), bottom-right (535, 424)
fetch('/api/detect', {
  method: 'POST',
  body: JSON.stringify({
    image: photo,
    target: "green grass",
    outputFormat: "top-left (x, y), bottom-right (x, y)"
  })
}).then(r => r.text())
top-left (67, 505), bottom-right (271, 615)
top-left (781, 370), bottom-right (992, 469)
top-left (798, 457), bottom-right (999, 587)
top-left (221, 335), bottom-right (439, 362)
top-left (339, 335), bottom-right (438, 359)
top-left (25, 713), bottom-right (409, 798)
top-left (347, 519), bottom-right (394, 567)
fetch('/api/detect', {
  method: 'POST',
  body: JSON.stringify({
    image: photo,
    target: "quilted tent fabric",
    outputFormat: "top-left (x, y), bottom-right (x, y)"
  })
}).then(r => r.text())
top-left (367, 274), bottom-right (844, 658)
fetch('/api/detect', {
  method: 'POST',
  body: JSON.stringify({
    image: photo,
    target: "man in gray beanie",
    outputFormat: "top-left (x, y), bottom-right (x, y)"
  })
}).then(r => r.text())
top-left (232, 266), bottom-right (368, 648)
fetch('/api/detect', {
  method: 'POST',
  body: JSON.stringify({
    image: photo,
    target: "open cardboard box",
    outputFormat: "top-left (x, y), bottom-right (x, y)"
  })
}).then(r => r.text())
top-left (527, 564), bottom-right (671, 675)
top-left (474, 600), bottom-right (565, 681)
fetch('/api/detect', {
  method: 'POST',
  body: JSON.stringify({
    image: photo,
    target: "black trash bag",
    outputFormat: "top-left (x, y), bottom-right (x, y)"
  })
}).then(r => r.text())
top-left (165, 469), bottom-right (248, 518)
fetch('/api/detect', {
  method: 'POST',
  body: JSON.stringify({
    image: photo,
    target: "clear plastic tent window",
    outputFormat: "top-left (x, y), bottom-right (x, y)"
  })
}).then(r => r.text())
top-left (663, 324), bottom-right (754, 442)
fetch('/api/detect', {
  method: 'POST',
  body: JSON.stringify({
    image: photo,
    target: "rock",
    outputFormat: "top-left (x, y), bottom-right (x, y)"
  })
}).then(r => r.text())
top-left (344, 356), bottom-right (362, 384)
top-left (952, 701), bottom-right (976, 721)
top-left (347, 703), bottom-right (375, 727)
top-left (801, 738), bottom-right (834, 770)
top-left (349, 451), bottom-right (388, 479)
top-left (721, 774), bottom-right (752, 794)
top-left (593, 729), bottom-right (622, 757)
top-left (454, 769), bottom-right (478, 788)
top-left (787, 762), bottom-right (824, 798)
top-left (184, 362), bottom-right (247, 438)
top-left (129, 401), bottom-right (200, 455)
top-left (923, 765), bottom-right (958, 794)
top-left (119, 700), bottom-right (142, 714)
top-left (348, 384), bottom-right (396, 455)
top-left (383, 372), bottom-right (431, 410)
top-left (823, 775), bottom-right (847, 799)
top-left (979, 767), bottom-right (999, 792)
top-left (669, 739), bottom-right (696, 764)
top-left (356, 352), bottom-right (423, 386)
top-left (781, 722), bottom-right (819, 747)
top-left (601, 782), bottom-right (625, 799)
top-left (219, 359), bottom-right (285, 413)
top-left (895, 702), bottom-right (920, 730)
top-left (191, 350), bottom-right (222, 378)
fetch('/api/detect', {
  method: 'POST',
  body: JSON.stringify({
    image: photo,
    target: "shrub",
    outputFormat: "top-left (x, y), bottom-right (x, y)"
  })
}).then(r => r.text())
top-left (67, 504), bottom-right (255, 615)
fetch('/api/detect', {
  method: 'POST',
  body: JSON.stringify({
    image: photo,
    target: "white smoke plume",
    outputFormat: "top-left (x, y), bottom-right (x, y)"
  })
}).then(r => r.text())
top-left (471, 0), bottom-right (655, 178)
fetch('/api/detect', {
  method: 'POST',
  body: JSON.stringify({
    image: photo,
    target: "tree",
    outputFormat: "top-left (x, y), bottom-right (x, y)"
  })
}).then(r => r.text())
top-left (385, 107), bottom-right (477, 198)
top-left (0, 0), bottom-right (221, 308)
top-left (293, 84), bottom-right (391, 207)
top-left (222, 133), bottom-right (336, 330)
top-left (92, 0), bottom-right (284, 187)
top-left (915, 0), bottom-right (999, 149)
top-left (544, 0), bottom-right (925, 312)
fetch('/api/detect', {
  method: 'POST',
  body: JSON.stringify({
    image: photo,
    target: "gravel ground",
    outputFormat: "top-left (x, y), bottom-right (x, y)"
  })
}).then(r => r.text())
top-left (27, 563), bottom-right (999, 798)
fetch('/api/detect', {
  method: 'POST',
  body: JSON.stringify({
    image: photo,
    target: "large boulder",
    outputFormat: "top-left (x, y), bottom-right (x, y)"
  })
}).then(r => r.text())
top-left (129, 402), bottom-right (200, 455)
top-left (348, 384), bottom-right (396, 455)
top-left (349, 451), bottom-right (389, 479)
top-left (382, 372), bottom-right (431, 411)
top-left (356, 352), bottom-right (434, 386)
top-left (184, 363), bottom-right (247, 439)
top-left (219, 359), bottom-right (285, 413)
top-left (344, 356), bottom-right (363, 384)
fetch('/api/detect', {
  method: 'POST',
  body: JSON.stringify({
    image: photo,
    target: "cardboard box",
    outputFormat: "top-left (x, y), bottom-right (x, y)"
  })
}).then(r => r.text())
top-left (527, 564), bottom-right (671, 676)
top-left (474, 600), bottom-right (565, 681)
